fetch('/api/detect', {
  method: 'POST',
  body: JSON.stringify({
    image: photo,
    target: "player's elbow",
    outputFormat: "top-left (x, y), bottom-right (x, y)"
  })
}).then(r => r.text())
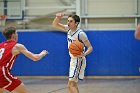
top-left (88, 46), bottom-right (93, 53)
top-left (32, 58), bottom-right (39, 61)
top-left (90, 46), bottom-right (93, 52)
top-left (33, 58), bottom-right (39, 61)
top-left (32, 55), bottom-right (41, 61)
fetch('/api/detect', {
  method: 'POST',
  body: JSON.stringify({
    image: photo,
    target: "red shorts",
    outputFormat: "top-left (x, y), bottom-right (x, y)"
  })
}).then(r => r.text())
top-left (0, 66), bottom-right (22, 92)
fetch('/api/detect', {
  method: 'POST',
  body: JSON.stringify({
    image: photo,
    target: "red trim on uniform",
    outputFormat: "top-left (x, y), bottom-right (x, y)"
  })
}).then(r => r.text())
top-left (0, 66), bottom-right (22, 92)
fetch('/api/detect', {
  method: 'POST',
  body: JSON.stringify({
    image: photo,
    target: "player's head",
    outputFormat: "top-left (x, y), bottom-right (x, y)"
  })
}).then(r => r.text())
top-left (67, 14), bottom-right (80, 28)
top-left (2, 26), bottom-right (18, 41)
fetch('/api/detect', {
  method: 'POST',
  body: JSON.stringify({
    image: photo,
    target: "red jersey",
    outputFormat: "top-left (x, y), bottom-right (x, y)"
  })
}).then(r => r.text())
top-left (0, 40), bottom-right (21, 92)
top-left (0, 40), bottom-right (17, 70)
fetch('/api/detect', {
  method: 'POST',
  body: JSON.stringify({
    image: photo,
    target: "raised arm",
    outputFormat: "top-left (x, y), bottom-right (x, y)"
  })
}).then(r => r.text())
top-left (12, 43), bottom-right (48, 61)
top-left (52, 13), bottom-right (67, 32)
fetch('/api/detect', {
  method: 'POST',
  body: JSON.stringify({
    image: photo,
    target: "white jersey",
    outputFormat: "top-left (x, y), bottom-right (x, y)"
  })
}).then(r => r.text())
top-left (66, 27), bottom-right (88, 58)
top-left (65, 26), bottom-right (88, 81)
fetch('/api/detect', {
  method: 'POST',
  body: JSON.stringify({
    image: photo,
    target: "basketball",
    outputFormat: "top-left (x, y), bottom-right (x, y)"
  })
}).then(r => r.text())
top-left (69, 40), bottom-right (84, 56)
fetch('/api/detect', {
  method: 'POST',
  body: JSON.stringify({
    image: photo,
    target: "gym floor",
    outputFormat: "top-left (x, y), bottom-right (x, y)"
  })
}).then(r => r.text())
top-left (5, 78), bottom-right (140, 93)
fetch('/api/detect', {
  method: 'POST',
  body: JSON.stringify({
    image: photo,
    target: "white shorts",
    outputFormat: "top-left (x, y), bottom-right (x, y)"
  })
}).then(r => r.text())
top-left (69, 57), bottom-right (86, 82)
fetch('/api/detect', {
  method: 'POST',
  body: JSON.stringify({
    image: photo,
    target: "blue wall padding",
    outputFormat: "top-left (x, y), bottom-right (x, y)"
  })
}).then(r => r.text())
top-left (0, 30), bottom-right (140, 76)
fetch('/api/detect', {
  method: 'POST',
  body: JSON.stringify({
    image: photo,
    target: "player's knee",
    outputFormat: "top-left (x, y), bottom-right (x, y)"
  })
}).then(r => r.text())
top-left (68, 81), bottom-right (77, 88)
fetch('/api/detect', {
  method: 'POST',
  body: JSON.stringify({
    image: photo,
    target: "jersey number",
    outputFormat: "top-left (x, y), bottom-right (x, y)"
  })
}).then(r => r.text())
top-left (0, 48), bottom-right (5, 59)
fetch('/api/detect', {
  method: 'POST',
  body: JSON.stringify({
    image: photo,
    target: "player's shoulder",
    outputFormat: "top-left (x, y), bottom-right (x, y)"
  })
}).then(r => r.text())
top-left (14, 43), bottom-right (25, 49)
top-left (77, 28), bottom-right (85, 32)
top-left (78, 28), bottom-right (83, 31)
top-left (78, 29), bottom-right (86, 35)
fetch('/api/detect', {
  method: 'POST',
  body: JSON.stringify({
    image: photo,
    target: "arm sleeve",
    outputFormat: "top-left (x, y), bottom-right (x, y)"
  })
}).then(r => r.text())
top-left (79, 32), bottom-right (88, 42)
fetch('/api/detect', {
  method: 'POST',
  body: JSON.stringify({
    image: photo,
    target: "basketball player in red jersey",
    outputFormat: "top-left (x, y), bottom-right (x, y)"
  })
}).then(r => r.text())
top-left (135, 23), bottom-right (140, 39)
top-left (0, 26), bottom-right (48, 93)
top-left (52, 13), bottom-right (93, 93)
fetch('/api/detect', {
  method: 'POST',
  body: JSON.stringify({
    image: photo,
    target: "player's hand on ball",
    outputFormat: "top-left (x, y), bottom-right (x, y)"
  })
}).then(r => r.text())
top-left (74, 53), bottom-right (85, 58)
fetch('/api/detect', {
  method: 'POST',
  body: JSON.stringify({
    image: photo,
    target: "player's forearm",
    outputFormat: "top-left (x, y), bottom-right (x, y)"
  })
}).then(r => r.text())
top-left (52, 17), bottom-right (61, 27)
top-left (32, 53), bottom-right (45, 61)
top-left (84, 46), bottom-right (93, 56)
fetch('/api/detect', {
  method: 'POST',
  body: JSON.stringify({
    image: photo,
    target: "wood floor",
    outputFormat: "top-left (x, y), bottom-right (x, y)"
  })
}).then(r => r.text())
top-left (4, 78), bottom-right (140, 93)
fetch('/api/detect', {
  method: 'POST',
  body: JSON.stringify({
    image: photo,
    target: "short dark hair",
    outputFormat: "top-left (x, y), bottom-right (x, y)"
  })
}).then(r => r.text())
top-left (2, 26), bottom-right (16, 40)
top-left (68, 14), bottom-right (80, 23)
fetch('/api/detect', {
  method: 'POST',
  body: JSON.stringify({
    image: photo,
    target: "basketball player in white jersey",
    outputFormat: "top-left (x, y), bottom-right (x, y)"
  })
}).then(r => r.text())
top-left (52, 13), bottom-right (93, 93)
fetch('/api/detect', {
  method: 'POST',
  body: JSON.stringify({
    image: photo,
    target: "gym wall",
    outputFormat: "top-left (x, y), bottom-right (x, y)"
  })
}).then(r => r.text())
top-left (1, 30), bottom-right (140, 76)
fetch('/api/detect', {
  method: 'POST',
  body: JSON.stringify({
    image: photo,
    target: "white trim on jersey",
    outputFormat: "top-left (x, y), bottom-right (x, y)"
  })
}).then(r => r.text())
top-left (6, 55), bottom-right (14, 67)
top-left (9, 58), bottom-right (16, 70)
top-left (2, 67), bottom-right (12, 89)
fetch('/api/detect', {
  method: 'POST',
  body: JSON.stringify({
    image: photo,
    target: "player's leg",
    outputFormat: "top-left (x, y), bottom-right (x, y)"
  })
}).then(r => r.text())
top-left (68, 80), bottom-right (79, 93)
top-left (0, 88), bottom-right (4, 93)
top-left (68, 58), bottom-right (80, 93)
top-left (68, 57), bottom-right (86, 93)
top-left (12, 83), bottom-right (29, 93)
top-left (79, 57), bottom-right (86, 80)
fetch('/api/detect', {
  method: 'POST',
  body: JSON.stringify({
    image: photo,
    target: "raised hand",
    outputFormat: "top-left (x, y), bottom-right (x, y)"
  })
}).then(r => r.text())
top-left (56, 13), bottom-right (64, 19)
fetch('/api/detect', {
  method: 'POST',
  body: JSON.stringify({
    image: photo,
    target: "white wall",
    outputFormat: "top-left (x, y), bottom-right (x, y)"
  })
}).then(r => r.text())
top-left (86, 18), bottom-right (135, 30)
top-left (2, 0), bottom-right (140, 30)
top-left (25, 0), bottom-right (74, 16)
top-left (79, 0), bottom-right (139, 30)
top-left (87, 0), bottom-right (136, 15)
